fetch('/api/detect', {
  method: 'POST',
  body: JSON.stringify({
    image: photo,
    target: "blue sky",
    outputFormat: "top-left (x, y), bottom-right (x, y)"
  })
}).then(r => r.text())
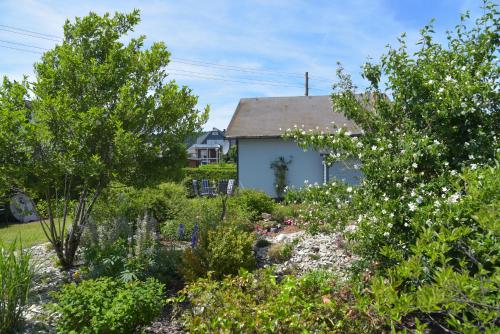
top-left (0, 0), bottom-right (484, 130)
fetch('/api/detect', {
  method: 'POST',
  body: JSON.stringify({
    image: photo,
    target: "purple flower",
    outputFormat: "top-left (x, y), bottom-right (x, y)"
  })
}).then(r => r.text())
top-left (191, 223), bottom-right (199, 248)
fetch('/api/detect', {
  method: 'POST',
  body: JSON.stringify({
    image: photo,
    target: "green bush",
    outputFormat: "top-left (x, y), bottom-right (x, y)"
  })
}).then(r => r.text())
top-left (161, 195), bottom-right (254, 241)
top-left (51, 277), bottom-right (164, 334)
top-left (181, 223), bottom-right (255, 281)
top-left (92, 182), bottom-right (187, 224)
top-left (176, 269), bottom-right (382, 333)
top-left (232, 189), bottom-right (275, 221)
top-left (0, 241), bottom-right (34, 334)
top-left (182, 164), bottom-right (236, 197)
top-left (355, 165), bottom-right (500, 333)
top-left (271, 203), bottom-right (297, 223)
top-left (161, 197), bottom-right (221, 241)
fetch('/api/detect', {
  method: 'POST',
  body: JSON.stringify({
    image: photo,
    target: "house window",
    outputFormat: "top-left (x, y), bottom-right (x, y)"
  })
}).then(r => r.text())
top-left (212, 131), bottom-right (218, 135)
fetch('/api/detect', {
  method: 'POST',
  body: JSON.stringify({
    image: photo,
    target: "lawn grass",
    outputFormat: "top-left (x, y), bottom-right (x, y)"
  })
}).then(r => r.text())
top-left (0, 220), bottom-right (49, 248)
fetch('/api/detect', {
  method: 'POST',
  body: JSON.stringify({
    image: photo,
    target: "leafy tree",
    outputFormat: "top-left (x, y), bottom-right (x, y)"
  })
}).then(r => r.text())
top-left (0, 10), bottom-right (208, 268)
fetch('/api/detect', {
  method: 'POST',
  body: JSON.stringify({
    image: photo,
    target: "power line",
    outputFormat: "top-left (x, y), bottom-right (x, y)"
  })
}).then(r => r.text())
top-left (169, 70), bottom-right (328, 91)
top-left (0, 28), bottom-right (61, 42)
top-left (169, 68), bottom-right (326, 89)
top-left (0, 39), bottom-right (47, 50)
top-left (0, 44), bottom-right (42, 54)
top-left (0, 24), bottom-right (62, 40)
top-left (0, 26), bottom-right (334, 83)
top-left (170, 57), bottom-right (305, 78)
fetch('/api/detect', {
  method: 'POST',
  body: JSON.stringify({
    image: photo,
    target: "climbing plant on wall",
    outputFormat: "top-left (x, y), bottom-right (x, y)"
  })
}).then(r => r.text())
top-left (270, 156), bottom-right (292, 199)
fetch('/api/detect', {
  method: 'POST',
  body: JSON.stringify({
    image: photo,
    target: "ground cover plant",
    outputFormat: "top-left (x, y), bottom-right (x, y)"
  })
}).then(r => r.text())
top-left (0, 241), bottom-right (34, 333)
top-left (0, 10), bottom-right (208, 269)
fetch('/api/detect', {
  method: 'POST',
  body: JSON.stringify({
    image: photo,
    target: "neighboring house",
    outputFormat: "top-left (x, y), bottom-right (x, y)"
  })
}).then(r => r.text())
top-left (225, 95), bottom-right (364, 197)
top-left (187, 128), bottom-right (227, 167)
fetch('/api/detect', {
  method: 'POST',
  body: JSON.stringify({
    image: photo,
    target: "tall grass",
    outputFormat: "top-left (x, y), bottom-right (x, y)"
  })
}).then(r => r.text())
top-left (0, 240), bottom-right (34, 333)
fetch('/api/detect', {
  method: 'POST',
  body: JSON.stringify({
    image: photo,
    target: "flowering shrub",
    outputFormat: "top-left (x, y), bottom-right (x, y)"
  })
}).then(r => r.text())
top-left (284, 3), bottom-right (499, 266)
top-left (281, 3), bottom-right (499, 331)
top-left (356, 165), bottom-right (500, 332)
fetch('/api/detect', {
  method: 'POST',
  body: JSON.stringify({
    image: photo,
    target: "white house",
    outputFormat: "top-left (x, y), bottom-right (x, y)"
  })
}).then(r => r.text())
top-left (225, 95), bottom-right (363, 197)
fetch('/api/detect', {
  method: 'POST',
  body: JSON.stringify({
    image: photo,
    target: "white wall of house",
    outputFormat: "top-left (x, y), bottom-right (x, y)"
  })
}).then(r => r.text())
top-left (238, 138), bottom-right (362, 197)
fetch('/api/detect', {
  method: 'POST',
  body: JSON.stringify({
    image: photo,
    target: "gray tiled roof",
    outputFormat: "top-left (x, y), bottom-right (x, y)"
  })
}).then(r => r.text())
top-left (225, 95), bottom-right (363, 138)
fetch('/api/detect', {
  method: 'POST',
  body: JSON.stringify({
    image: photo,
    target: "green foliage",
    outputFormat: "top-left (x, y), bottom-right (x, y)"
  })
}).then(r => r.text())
top-left (232, 189), bottom-right (275, 221)
top-left (270, 156), bottom-right (292, 199)
top-left (0, 240), bottom-right (34, 333)
top-left (267, 242), bottom-right (294, 263)
top-left (282, 3), bottom-right (499, 331)
top-left (82, 213), bottom-right (177, 282)
top-left (93, 182), bottom-right (187, 224)
top-left (181, 223), bottom-right (256, 281)
top-left (161, 197), bottom-right (221, 241)
top-left (0, 10), bottom-right (207, 268)
top-left (356, 165), bottom-right (500, 333)
top-left (182, 164), bottom-right (236, 197)
top-left (51, 277), bottom-right (164, 334)
top-left (176, 268), bottom-right (383, 333)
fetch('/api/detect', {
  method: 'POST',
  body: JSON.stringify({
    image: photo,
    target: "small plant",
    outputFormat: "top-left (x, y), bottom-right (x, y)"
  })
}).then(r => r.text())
top-left (232, 189), bottom-right (275, 221)
top-left (181, 224), bottom-right (256, 281)
top-left (0, 240), bottom-right (34, 333)
top-left (51, 277), bottom-right (164, 334)
top-left (267, 242), bottom-right (294, 263)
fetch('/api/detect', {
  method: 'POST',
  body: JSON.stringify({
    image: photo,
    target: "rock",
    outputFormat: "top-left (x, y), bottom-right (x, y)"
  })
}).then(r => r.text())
top-left (261, 213), bottom-right (272, 220)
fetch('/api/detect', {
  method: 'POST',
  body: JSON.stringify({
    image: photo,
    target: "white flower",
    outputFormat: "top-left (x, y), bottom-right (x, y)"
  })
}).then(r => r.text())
top-left (389, 213), bottom-right (394, 218)
top-left (383, 232), bottom-right (390, 237)
top-left (404, 223), bottom-right (409, 227)
top-left (438, 87), bottom-right (444, 93)
top-left (408, 203), bottom-right (417, 211)
top-left (371, 145), bottom-right (377, 151)
top-left (396, 183), bottom-right (402, 188)
top-left (428, 80), bottom-right (434, 84)
top-left (445, 75), bottom-right (452, 81)
top-left (448, 193), bottom-right (461, 204)
top-left (471, 163), bottom-right (477, 170)
top-left (346, 187), bottom-right (353, 193)
top-left (450, 170), bottom-right (457, 175)
top-left (441, 187), bottom-right (448, 192)
top-left (356, 142), bottom-right (363, 148)
top-left (382, 209), bottom-right (387, 214)
top-left (444, 161), bottom-right (449, 167)
top-left (416, 196), bottom-right (423, 204)
top-left (412, 162), bottom-right (418, 168)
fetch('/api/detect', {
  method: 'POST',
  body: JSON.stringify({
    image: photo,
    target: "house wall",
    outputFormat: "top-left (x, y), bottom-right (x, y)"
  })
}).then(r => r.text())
top-left (238, 138), bottom-right (362, 197)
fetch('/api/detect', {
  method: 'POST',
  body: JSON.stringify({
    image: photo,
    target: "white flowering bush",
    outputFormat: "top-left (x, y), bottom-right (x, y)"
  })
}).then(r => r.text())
top-left (283, 3), bottom-right (499, 331)
top-left (285, 3), bottom-right (499, 267)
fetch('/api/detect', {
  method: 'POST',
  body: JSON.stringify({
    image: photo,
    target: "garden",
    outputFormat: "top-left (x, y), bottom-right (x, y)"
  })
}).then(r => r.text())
top-left (1, 3), bottom-right (499, 334)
